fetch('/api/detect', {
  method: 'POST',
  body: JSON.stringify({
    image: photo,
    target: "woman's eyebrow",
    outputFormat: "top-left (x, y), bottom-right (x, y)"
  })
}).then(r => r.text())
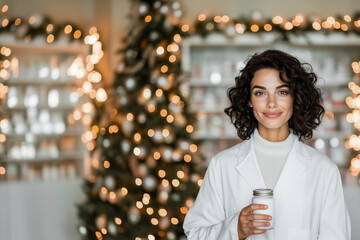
top-left (252, 84), bottom-right (289, 90)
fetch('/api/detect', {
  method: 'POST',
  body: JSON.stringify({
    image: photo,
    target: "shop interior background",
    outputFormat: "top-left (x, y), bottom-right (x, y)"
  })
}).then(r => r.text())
top-left (1, 0), bottom-right (360, 239)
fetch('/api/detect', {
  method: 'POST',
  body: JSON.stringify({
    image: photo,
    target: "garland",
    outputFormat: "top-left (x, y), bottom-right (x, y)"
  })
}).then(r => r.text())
top-left (189, 12), bottom-right (360, 40)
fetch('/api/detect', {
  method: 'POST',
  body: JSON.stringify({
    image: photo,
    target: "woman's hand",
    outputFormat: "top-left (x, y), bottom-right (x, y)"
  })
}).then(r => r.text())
top-left (237, 204), bottom-right (272, 240)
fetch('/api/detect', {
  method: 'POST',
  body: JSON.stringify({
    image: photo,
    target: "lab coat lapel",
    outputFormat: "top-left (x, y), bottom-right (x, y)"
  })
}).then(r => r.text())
top-left (235, 139), bottom-right (267, 190)
top-left (274, 139), bottom-right (309, 194)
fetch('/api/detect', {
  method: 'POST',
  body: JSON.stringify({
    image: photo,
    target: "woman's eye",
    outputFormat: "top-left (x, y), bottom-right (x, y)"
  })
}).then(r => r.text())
top-left (254, 91), bottom-right (264, 96)
top-left (279, 90), bottom-right (289, 95)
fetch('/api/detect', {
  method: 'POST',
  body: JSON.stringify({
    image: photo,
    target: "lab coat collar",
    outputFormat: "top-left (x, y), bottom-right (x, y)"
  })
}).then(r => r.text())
top-left (235, 136), bottom-right (309, 192)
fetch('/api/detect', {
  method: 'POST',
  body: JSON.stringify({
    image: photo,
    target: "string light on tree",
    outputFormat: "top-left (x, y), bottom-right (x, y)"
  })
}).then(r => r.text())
top-left (346, 60), bottom-right (360, 177)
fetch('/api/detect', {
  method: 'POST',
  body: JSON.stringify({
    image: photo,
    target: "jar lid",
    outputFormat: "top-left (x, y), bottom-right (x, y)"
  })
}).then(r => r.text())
top-left (253, 188), bottom-right (273, 196)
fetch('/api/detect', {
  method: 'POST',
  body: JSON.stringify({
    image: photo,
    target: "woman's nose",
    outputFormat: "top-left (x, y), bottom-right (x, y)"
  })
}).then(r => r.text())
top-left (267, 95), bottom-right (277, 108)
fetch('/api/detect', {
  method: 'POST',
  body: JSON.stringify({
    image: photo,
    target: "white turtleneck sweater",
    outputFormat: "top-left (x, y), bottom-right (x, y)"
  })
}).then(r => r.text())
top-left (253, 129), bottom-right (296, 190)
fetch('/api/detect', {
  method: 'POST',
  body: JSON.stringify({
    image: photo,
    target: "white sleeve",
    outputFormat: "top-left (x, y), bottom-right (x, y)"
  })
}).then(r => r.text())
top-left (318, 164), bottom-right (351, 240)
top-left (183, 157), bottom-right (240, 240)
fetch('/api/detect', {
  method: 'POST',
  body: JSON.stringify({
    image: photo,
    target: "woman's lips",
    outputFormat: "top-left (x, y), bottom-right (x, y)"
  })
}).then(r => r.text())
top-left (263, 112), bottom-right (282, 118)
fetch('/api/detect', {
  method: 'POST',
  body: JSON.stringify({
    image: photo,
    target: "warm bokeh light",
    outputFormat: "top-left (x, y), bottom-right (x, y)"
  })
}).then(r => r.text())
top-left (272, 16), bottom-right (284, 24)
top-left (0, 166), bottom-right (6, 175)
top-left (235, 24), bottom-right (245, 34)
top-left (181, 24), bottom-right (189, 32)
top-left (104, 160), bottom-right (110, 168)
top-left (121, 187), bottom-right (128, 196)
top-left (295, 15), bottom-right (304, 23)
top-left (284, 22), bottom-right (293, 30)
top-left (222, 15), bottom-right (230, 23)
top-left (89, 26), bottom-right (97, 35)
top-left (115, 217), bottom-right (122, 225)
top-left (189, 144), bottom-right (198, 152)
top-left (158, 170), bottom-right (166, 178)
top-left (177, 170), bottom-right (185, 179)
top-left (162, 179), bottom-right (169, 187)
top-left (151, 218), bottom-right (159, 225)
top-left (2, 5), bottom-right (8, 13)
top-left (184, 199), bottom-right (194, 209)
top-left (312, 22), bottom-right (321, 31)
top-left (160, 65), bottom-right (168, 73)
top-left (160, 109), bottom-right (168, 117)
top-left (96, 88), bottom-right (107, 102)
top-left (173, 34), bottom-right (182, 43)
top-left (134, 133), bottom-right (141, 142)
top-left (126, 113), bottom-right (134, 121)
top-left (0, 134), bottom-right (6, 143)
top-left (350, 155), bottom-right (360, 174)
top-left (64, 25), bottom-right (73, 34)
top-left (145, 15), bottom-right (152, 22)
top-left (166, 115), bottom-right (174, 123)
top-left (250, 24), bottom-right (259, 32)
top-left (184, 154), bottom-right (192, 162)
top-left (327, 16), bottom-right (335, 25)
top-left (171, 217), bottom-right (179, 225)
top-left (136, 201), bottom-right (144, 209)
top-left (172, 179), bottom-right (180, 187)
top-left (264, 24), bottom-right (272, 31)
top-left (147, 104), bottom-right (156, 112)
top-left (198, 14), bottom-right (206, 21)
top-left (158, 208), bottom-right (167, 217)
top-left (344, 15), bottom-right (352, 22)
top-left (341, 24), bottom-right (348, 31)
top-left (133, 147), bottom-right (141, 156)
top-left (101, 187), bottom-right (108, 194)
top-left (186, 125), bottom-right (194, 133)
top-left (154, 151), bottom-right (161, 160)
top-left (2, 18), bottom-right (9, 27)
top-left (135, 178), bottom-right (142, 186)
top-left (95, 231), bottom-right (102, 238)
top-left (46, 24), bottom-right (54, 33)
top-left (146, 207), bottom-right (154, 215)
top-left (198, 179), bottom-right (203, 187)
top-left (214, 16), bottom-right (221, 23)
top-left (148, 129), bottom-right (155, 137)
top-left (334, 22), bottom-right (341, 29)
top-left (169, 55), bottom-right (176, 63)
top-left (74, 30), bottom-right (82, 39)
top-left (180, 207), bottom-right (188, 214)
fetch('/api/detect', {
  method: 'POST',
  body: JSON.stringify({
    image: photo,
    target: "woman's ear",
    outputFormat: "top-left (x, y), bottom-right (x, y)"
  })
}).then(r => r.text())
top-left (248, 102), bottom-right (252, 107)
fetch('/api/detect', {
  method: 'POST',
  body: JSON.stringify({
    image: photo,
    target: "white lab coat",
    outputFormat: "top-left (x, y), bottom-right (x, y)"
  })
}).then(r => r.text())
top-left (183, 137), bottom-right (351, 240)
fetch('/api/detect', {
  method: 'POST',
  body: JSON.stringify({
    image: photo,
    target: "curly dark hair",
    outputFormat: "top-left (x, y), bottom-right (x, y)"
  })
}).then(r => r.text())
top-left (224, 49), bottom-right (324, 140)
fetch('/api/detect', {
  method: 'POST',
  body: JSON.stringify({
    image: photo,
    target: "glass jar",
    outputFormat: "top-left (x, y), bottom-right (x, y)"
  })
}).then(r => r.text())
top-left (252, 188), bottom-right (274, 230)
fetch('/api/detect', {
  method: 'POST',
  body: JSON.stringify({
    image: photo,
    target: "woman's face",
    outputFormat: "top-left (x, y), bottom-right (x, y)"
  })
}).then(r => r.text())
top-left (249, 68), bottom-right (293, 138)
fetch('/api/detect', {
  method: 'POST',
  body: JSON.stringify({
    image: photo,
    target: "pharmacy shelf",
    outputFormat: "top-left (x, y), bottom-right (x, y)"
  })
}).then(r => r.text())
top-left (2, 152), bottom-right (84, 164)
top-left (4, 131), bottom-right (83, 138)
top-left (188, 80), bottom-right (233, 87)
top-left (6, 79), bottom-right (79, 87)
top-left (1, 41), bottom-right (89, 54)
top-left (0, 40), bottom-right (90, 181)
top-left (313, 130), bottom-right (351, 140)
top-left (5, 105), bottom-right (78, 111)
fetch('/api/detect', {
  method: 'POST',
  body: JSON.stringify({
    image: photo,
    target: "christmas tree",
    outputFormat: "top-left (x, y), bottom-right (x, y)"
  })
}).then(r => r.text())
top-left (77, 0), bottom-right (204, 239)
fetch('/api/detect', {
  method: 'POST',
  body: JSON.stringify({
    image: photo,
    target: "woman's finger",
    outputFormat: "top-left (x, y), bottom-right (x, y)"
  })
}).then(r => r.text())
top-left (243, 204), bottom-right (268, 215)
top-left (247, 213), bottom-right (272, 221)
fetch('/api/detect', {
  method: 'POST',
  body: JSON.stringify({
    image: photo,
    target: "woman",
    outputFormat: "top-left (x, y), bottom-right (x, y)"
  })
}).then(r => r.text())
top-left (183, 49), bottom-right (351, 240)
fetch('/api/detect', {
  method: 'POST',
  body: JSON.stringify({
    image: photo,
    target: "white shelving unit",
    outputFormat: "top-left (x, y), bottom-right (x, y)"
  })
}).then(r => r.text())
top-left (0, 41), bottom-right (90, 182)
top-left (181, 33), bottom-right (360, 170)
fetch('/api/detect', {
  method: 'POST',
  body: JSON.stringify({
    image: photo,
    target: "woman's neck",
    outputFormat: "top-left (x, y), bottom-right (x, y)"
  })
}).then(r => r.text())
top-left (257, 125), bottom-right (290, 142)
